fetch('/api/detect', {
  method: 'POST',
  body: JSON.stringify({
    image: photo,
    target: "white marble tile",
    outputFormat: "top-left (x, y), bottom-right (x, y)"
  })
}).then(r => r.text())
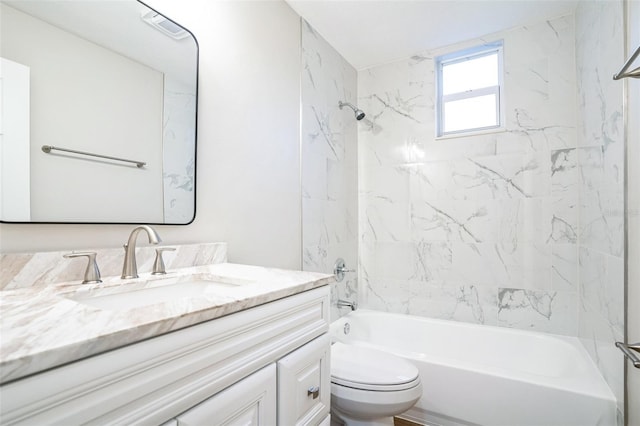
top-left (579, 247), bottom-right (624, 335)
top-left (549, 196), bottom-right (578, 244)
top-left (413, 241), bottom-right (453, 282)
top-left (410, 199), bottom-right (462, 242)
top-left (579, 301), bottom-right (625, 415)
top-left (364, 241), bottom-right (420, 282)
top-left (409, 280), bottom-right (498, 325)
top-left (301, 19), bottom-right (358, 322)
top-left (575, 0), bottom-right (625, 409)
top-left (301, 141), bottom-right (328, 200)
top-left (449, 241), bottom-right (551, 290)
top-left (551, 148), bottom-right (579, 195)
top-left (355, 4), bottom-right (623, 414)
top-left (519, 198), bottom-right (553, 245)
top-left (580, 190), bottom-right (624, 257)
top-left (361, 277), bottom-right (410, 314)
top-left (361, 194), bottom-right (411, 243)
top-left (162, 79), bottom-right (196, 223)
top-left (551, 243), bottom-right (578, 292)
top-left (497, 288), bottom-right (577, 335)
top-left (358, 13), bottom-right (580, 337)
top-left (360, 164), bottom-right (411, 202)
top-left (328, 157), bottom-right (357, 202)
top-left (578, 146), bottom-right (604, 192)
top-left (410, 197), bottom-right (522, 245)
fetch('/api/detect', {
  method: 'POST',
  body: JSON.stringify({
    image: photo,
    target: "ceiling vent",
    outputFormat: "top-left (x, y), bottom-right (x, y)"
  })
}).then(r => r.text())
top-left (141, 11), bottom-right (189, 40)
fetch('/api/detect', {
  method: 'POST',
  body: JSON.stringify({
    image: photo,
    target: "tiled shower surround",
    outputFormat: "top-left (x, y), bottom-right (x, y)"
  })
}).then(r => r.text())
top-left (356, 3), bottom-right (625, 417)
top-left (301, 20), bottom-right (358, 321)
top-left (358, 14), bottom-right (579, 334)
top-left (576, 0), bottom-right (625, 415)
top-left (301, 3), bottom-right (625, 417)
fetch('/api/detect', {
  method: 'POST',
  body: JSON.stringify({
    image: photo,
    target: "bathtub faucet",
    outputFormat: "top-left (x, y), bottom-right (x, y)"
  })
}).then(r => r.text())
top-left (337, 299), bottom-right (357, 311)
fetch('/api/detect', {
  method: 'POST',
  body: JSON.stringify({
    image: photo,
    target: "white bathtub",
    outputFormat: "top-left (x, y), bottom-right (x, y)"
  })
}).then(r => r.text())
top-left (330, 310), bottom-right (616, 426)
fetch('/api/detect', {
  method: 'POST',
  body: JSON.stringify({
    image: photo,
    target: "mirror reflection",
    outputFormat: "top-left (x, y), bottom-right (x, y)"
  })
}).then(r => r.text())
top-left (0, 0), bottom-right (198, 224)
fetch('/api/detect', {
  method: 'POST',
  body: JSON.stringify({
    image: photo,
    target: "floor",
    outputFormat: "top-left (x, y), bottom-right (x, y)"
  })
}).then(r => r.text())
top-left (394, 417), bottom-right (423, 426)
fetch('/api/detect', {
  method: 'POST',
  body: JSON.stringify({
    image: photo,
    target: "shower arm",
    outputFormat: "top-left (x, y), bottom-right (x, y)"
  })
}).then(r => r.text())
top-left (338, 100), bottom-right (366, 121)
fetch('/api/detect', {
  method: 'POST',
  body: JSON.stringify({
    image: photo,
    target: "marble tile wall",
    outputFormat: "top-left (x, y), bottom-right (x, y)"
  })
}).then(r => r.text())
top-left (163, 78), bottom-right (196, 223)
top-left (0, 243), bottom-right (227, 290)
top-left (357, 15), bottom-right (580, 335)
top-left (575, 0), bottom-right (625, 418)
top-left (300, 19), bottom-right (358, 321)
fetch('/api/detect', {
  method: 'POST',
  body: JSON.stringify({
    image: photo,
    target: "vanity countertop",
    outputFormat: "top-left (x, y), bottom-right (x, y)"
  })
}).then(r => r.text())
top-left (0, 263), bottom-right (334, 384)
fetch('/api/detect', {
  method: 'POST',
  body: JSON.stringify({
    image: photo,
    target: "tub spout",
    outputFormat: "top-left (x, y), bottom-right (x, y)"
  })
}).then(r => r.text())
top-left (337, 299), bottom-right (357, 311)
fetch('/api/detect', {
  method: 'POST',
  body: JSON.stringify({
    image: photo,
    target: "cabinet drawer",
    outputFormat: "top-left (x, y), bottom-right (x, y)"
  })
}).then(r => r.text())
top-left (277, 334), bottom-right (330, 426)
top-left (176, 364), bottom-right (276, 426)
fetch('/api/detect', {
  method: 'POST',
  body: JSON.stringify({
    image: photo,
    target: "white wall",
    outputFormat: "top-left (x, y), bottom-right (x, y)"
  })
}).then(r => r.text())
top-left (0, 58), bottom-right (30, 221)
top-left (0, 0), bottom-right (303, 271)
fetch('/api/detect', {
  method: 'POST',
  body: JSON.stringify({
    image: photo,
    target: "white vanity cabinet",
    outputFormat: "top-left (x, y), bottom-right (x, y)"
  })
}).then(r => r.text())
top-left (278, 334), bottom-right (331, 426)
top-left (176, 364), bottom-right (277, 426)
top-left (0, 286), bottom-right (330, 426)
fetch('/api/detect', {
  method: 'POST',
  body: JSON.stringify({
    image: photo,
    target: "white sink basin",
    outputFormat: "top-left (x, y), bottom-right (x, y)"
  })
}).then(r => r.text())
top-left (65, 274), bottom-right (254, 311)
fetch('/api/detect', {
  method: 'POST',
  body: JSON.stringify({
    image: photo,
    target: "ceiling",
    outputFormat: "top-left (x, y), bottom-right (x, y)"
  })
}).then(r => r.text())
top-left (286, 0), bottom-right (578, 70)
top-left (5, 0), bottom-right (196, 85)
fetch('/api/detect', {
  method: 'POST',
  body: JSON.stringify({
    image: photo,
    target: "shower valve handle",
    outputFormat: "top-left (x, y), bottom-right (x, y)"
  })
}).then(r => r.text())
top-left (333, 258), bottom-right (354, 282)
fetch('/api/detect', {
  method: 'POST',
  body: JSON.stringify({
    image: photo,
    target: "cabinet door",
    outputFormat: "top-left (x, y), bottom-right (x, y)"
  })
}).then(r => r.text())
top-left (176, 364), bottom-right (276, 426)
top-left (277, 334), bottom-right (330, 426)
top-left (317, 415), bottom-right (331, 426)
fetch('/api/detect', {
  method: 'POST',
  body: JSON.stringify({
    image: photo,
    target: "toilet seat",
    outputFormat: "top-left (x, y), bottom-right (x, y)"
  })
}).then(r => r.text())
top-left (332, 375), bottom-right (421, 391)
top-left (331, 342), bottom-right (420, 391)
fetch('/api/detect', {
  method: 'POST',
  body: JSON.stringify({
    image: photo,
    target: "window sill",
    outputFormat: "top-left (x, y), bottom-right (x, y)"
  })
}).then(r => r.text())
top-left (435, 126), bottom-right (506, 141)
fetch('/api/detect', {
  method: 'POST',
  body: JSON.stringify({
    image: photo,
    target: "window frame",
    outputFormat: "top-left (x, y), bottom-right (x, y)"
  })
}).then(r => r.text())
top-left (436, 41), bottom-right (505, 138)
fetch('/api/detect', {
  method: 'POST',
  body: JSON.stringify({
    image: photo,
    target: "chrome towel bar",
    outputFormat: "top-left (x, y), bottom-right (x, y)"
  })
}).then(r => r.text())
top-left (615, 341), bottom-right (640, 369)
top-left (41, 145), bottom-right (146, 168)
top-left (613, 45), bottom-right (640, 80)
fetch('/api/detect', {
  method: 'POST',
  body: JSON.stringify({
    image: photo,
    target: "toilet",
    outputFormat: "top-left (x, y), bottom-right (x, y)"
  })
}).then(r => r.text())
top-left (330, 342), bottom-right (422, 426)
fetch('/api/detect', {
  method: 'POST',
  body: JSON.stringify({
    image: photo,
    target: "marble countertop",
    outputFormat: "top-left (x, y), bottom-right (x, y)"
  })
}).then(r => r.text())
top-left (0, 263), bottom-right (334, 384)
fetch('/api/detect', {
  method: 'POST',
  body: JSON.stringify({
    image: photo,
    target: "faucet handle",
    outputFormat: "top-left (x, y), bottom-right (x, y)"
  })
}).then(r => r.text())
top-left (333, 258), bottom-right (355, 282)
top-left (152, 247), bottom-right (176, 275)
top-left (63, 252), bottom-right (102, 284)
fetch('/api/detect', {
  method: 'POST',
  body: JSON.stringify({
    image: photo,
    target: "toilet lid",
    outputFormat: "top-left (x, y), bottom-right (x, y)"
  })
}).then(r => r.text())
top-left (331, 342), bottom-right (420, 391)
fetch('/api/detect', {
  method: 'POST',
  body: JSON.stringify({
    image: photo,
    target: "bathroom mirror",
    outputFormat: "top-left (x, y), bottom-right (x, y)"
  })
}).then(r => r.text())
top-left (0, 0), bottom-right (198, 224)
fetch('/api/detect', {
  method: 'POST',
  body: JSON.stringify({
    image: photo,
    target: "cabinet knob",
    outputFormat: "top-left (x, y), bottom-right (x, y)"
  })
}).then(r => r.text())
top-left (307, 386), bottom-right (320, 399)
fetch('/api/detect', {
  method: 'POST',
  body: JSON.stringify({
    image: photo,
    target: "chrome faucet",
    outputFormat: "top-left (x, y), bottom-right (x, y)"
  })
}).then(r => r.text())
top-left (121, 225), bottom-right (162, 279)
top-left (337, 299), bottom-right (357, 311)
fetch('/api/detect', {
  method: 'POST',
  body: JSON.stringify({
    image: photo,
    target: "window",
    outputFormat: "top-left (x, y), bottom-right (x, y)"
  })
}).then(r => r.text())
top-left (436, 41), bottom-right (504, 137)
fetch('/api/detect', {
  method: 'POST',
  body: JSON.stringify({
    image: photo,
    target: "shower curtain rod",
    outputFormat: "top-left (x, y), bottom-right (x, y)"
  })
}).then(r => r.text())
top-left (613, 45), bottom-right (640, 80)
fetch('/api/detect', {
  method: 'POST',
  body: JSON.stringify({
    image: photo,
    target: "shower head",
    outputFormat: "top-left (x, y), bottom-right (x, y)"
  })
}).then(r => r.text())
top-left (339, 101), bottom-right (366, 121)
